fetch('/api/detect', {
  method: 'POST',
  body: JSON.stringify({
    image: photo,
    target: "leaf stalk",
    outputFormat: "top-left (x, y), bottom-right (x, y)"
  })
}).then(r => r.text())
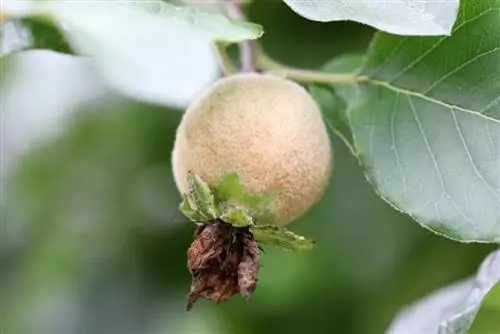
top-left (213, 42), bottom-right (238, 76)
top-left (223, 0), bottom-right (366, 84)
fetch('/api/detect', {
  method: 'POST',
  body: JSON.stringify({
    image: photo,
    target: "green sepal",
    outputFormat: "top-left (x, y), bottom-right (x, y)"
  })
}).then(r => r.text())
top-left (179, 194), bottom-right (204, 222)
top-left (187, 171), bottom-right (218, 220)
top-left (219, 204), bottom-right (254, 227)
top-left (179, 172), bottom-right (314, 250)
top-left (250, 225), bottom-right (315, 251)
top-left (213, 172), bottom-right (276, 225)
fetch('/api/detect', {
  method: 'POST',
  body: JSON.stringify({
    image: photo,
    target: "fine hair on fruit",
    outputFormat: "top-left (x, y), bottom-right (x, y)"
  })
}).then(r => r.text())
top-left (172, 72), bottom-right (333, 226)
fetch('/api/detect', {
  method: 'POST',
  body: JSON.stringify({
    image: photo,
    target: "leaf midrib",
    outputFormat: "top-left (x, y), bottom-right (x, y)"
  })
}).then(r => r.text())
top-left (359, 4), bottom-right (500, 124)
top-left (362, 78), bottom-right (500, 124)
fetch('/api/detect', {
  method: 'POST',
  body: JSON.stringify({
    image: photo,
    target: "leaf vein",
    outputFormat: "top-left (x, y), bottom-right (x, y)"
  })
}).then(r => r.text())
top-left (368, 97), bottom-right (379, 158)
top-left (423, 46), bottom-right (500, 94)
top-left (450, 107), bottom-right (499, 201)
top-left (408, 96), bottom-right (446, 193)
top-left (408, 96), bottom-right (474, 226)
top-left (480, 95), bottom-right (500, 114)
top-left (366, 79), bottom-right (500, 123)
top-left (369, 36), bottom-right (409, 77)
top-left (390, 93), bottom-right (408, 201)
top-left (385, 7), bottom-right (499, 83)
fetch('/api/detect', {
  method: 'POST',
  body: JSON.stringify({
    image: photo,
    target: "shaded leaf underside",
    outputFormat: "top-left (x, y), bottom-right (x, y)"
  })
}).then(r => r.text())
top-left (283, 0), bottom-right (460, 36)
top-left (387, 249), bottom-right (500, 334)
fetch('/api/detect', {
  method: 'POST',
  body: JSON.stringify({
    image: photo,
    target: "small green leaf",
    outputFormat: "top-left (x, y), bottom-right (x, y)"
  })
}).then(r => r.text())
top-left (310, 84), bottom-right (354, 155)
top-left (283, 0), bottom-right (460, 36)
top-left (312, 54), bottom-right (364, 156)
top-left (213, 172), bottom-right (247, 201)
top-left (213, 172), bottom-right (276, 225)
top-left (179, 194), bottom-right (203, 222)
top-left (187, 172), bottom-right (217, 220)
top-left (322, 53), bottom-right (364, 108)
top-left (219, 204), bottom-right (254, 227)
top-left (251, 225), bottom-right (315, 251)
top-left (142, 2), bottom-right (263, 42)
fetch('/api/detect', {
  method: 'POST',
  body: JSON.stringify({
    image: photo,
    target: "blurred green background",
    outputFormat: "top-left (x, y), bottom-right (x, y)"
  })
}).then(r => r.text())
top-left (0, 1), bottom-right (496, 334)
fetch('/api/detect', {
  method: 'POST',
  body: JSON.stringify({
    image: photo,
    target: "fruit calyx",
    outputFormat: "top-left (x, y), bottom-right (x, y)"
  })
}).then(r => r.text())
top-left (181, 171), bottom-right (315, 310)
top-left (186, 220), bottom-right (259, 310)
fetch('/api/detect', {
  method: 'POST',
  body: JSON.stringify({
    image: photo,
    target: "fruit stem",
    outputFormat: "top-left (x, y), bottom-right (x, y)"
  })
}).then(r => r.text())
top-left (213, 42), bottom-right (238, 76)
top-left (223, 0), bottom-right (365, 84)
top-left (225, 0), bottom-right (256, 72)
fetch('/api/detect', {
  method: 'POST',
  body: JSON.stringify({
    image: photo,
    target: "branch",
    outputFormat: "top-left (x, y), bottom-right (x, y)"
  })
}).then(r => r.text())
top-left (225, 0), bottom-right (254, 72)
top-left (213, 42), bottom-right (238, 76)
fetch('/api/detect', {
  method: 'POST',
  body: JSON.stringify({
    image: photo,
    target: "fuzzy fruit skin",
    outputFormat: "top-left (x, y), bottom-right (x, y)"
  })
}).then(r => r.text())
top-left (172, 73), bottom-right (332, 226)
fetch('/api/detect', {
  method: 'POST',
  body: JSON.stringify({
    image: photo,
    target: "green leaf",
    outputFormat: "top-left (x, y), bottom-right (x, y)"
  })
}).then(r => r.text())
top-left (469, 283), bottom-right (500, 334)
top-left (219, 205), bottom-right (254, 227)
top-left (387, 249), bottom-right (500, 334)
top-left (283, 0), bottom-right (460, 36)
top-left (322, 54), bottom-right (365, 106)
top-left (213, 172), bottom-right (277, 225)
top-left (140, 2), bottom-right (264, 43)
top-left (1, 1), bottom-right (263, 107)
top-left (179, 194), bottom-right (204, 222)
top-left (311, 53), bottom-right (364, 155)
top-left (187, 172), bottom-right (218, 221)
top-left (251, 225), bottom-right (315, 251)
top-left (348, 0), bottom-right (500, 242)
top-left (310, 85), bottom-right (354, 155)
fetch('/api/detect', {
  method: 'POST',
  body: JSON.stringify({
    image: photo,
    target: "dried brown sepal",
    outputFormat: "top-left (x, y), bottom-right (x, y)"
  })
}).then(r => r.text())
top-left (238, 232), bottom-right (260, 299)
top-left (186, 220), bottom-right (260, 310)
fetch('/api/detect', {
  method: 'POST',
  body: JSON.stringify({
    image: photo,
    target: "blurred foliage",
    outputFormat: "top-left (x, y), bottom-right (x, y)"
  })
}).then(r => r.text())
top-left (470, 283), bottom-right (500, 334)
top-left (386, 249), bottom-right (500, 334)
top-left (0, 1), bottom-right (497, 334)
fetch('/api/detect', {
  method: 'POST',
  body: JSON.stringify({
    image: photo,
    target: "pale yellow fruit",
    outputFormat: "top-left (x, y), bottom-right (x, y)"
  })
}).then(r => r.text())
top-left (172, 73), bottom-right (332, 226)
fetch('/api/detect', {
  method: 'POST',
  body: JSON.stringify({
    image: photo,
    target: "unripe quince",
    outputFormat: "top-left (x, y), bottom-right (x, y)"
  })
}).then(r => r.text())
top-left (172, 73), bottom-right (332, 226)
